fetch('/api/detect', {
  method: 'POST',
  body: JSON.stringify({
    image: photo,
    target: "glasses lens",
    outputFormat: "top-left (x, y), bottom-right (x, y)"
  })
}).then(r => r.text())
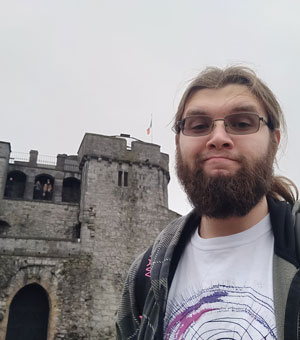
top-left (183, 116), bottom-right (212, 136)
top-left (225, 113), bottom-right (259, 134)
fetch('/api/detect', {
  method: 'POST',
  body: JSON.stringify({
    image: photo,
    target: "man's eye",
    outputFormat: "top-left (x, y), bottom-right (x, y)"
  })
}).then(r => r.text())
top-left (229, 117), bottom-right (255, 130)
top-left (190, 123), bottom-right (209, 130)
top-left (233, 121), bottom-right (252, 129)
top-left (188, 118), bottom-right (210, 130)
top-left (227, 113), bottom-right (257, 131)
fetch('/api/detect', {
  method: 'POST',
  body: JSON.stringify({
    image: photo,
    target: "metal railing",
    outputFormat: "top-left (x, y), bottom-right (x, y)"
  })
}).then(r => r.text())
top-left (9, 151), bottom-right (81, 171)
top-left (9, 152), bottom-right (56, 166)
top-left (9, 152), bottom-right (30, 163)
top-left (37, 154), bottom-right (56, 166)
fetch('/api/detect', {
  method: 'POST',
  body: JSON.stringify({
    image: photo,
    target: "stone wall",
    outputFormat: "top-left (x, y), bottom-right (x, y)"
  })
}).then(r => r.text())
top-left (0, 199), bottom-right (79, 239)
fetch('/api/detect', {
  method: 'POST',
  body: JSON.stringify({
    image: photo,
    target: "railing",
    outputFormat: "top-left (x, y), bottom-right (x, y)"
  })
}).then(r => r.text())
top-left (9, 152), bottom-right (56, 166)
top-left (9, 152), bottom-right (81, 171)
top-left (9, 152), bottom-right (30, 163)
top-left (37, 154), bottom-right (56, 166)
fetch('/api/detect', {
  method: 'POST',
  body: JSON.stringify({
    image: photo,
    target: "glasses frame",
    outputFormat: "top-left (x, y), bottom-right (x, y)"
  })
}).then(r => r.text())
top-left (175, 112), bottom-right (274, 136)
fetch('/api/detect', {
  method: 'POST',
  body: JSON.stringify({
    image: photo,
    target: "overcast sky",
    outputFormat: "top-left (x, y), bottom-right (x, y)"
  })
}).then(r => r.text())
top-left (1, 1), bottom-right (300, 215)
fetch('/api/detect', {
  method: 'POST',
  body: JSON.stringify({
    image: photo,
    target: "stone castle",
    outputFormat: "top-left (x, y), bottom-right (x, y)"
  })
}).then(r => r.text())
top-left (0, 133), bottom-right (179, 340)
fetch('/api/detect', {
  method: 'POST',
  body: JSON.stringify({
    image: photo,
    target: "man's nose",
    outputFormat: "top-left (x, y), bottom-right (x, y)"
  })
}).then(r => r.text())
top-left (206, 121), bottom-right (234, 150)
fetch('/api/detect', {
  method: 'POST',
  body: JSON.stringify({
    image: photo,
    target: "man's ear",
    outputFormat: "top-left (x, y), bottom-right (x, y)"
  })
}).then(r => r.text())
top-left (274, 129), bottom-right (280, 145)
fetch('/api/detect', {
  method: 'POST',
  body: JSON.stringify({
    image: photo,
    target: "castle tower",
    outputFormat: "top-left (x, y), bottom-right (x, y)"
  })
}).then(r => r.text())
top-left (0, 134), bottom-right (179, 340)
top-left (77, 134), bottom-right (178, 337)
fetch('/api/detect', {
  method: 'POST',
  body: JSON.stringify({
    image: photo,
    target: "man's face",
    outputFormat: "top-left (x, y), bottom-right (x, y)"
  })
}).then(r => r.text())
top-left (176, 84), bottom-right (280, 218)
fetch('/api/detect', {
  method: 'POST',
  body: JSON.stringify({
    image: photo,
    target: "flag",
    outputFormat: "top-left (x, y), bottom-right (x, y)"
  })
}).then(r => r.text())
top-left (147, 118), bottom-right (152, 135)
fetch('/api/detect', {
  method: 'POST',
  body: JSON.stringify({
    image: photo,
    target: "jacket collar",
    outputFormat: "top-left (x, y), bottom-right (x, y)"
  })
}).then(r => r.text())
top-left (268, 197), bottom-right (299, 267)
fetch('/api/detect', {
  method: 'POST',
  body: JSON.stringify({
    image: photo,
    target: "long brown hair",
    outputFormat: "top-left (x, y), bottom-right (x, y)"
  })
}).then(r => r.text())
top-left (174, 66), bottom-right (298, 204)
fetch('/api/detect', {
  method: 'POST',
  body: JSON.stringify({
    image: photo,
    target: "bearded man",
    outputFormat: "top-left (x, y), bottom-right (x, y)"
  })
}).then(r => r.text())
top-left (116, 66), bottom-right (300, 340)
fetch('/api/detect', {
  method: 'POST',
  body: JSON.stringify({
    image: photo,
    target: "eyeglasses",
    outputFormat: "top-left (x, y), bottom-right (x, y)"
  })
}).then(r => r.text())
top-left (175, 112), bottom-right (274, 137)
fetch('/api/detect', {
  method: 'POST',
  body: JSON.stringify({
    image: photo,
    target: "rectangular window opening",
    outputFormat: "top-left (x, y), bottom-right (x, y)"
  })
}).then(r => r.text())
top-left (124, 172), bottom-right (128, 187)
top-left (118, 171), bottom-right (123, 187)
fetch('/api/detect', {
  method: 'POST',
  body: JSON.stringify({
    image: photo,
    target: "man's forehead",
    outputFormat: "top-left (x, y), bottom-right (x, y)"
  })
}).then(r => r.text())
top-left (184, 84), bottom-right (265, 117)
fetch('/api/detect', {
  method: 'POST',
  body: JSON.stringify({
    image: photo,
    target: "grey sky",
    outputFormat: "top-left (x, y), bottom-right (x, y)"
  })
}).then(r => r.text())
top-left (1, 1), bottom-right (300, 215)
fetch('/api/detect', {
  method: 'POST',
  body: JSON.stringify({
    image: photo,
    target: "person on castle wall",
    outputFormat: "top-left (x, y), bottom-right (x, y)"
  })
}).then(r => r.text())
top-left (116, 66), bottom-right (300, 340)
top-left (5, 177), bottom-right (14, 198)
top-left (33, 180), bottom-right (43, 200)
top-left (42, 179), bottom-right (53, 200)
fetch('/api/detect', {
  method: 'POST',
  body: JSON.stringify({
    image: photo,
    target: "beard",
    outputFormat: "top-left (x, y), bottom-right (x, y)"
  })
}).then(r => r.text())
top-left (176, 143), bottom-right (276, 219)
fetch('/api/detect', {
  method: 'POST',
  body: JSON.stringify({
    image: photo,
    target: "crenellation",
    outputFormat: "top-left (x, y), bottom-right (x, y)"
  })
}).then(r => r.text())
top-left (29, 150), bottom-right (38, 166)
top-left (56, 154), bottom-right (67, 171)
top-left (78, 133), bottom-right (127, 163)
top-left (131, 140), bottom-right (160, 161)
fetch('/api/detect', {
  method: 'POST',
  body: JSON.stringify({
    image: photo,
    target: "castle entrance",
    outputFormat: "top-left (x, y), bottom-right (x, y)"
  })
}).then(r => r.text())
top-left (5, 283), bottom-right (49, 340)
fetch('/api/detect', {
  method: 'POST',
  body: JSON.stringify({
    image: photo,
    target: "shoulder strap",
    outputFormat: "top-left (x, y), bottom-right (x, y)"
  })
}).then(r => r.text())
top-left (135, 245), bottom-right (153, 318)
top-left (292, 200), bottom-right (300, 263)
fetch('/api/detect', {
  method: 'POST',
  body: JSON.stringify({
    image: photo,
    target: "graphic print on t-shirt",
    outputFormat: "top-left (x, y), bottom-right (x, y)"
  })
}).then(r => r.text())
top-left (165, 283), bottom-right (277, 340)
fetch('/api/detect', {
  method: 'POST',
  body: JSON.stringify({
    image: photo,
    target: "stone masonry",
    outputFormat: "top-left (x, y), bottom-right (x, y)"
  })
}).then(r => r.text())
top-left (0, 133), bottom-right (179, 340)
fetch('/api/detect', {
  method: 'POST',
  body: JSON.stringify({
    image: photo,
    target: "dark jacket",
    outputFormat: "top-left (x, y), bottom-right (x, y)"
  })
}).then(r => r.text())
top-left (116, 198), bottom-right (300, 340)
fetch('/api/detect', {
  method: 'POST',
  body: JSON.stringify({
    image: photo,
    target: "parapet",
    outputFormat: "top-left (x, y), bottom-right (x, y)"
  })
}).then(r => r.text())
top-left (78, 133), bottom-right (169, 172)
top-left (78, 133), bottom-right (127, 161)
top-left (130, 141), bottom-right (169, 171)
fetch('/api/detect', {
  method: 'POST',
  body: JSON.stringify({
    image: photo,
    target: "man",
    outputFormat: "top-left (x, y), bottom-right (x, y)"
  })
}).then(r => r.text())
top-left (116, 66), bottom-right (300, 340)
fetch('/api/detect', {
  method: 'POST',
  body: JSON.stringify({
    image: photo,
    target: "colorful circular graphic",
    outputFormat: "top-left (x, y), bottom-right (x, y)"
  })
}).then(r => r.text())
top-left (165, 284), bottom-right (277, 339)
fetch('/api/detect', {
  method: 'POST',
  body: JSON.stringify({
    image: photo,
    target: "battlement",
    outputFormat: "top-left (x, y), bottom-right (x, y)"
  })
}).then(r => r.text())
top-left (78, 133), bottom-right (169, 172)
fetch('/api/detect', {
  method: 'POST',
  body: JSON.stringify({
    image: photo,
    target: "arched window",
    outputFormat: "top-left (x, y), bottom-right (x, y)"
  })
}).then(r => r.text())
top-left (5, 283), bottom-right (49, 340)
top-left (4, 171), bottom-right (26, 199)
top-left (33, 174), bottom-right (54, 201)
top-left (62, 177), bottom-right (81, 203)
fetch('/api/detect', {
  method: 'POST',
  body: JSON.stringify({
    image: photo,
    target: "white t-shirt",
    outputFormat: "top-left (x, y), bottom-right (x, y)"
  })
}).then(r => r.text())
top-left (164, 214), bottom-right (277, 340)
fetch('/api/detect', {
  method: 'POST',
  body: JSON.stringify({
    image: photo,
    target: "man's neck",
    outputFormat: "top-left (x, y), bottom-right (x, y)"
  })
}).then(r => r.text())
top-left (199, 196), bottom-right (269, 239)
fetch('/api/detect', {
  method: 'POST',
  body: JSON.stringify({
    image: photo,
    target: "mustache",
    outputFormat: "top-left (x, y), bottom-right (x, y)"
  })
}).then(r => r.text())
top-left (194, 153), bottom-right (243, 164)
